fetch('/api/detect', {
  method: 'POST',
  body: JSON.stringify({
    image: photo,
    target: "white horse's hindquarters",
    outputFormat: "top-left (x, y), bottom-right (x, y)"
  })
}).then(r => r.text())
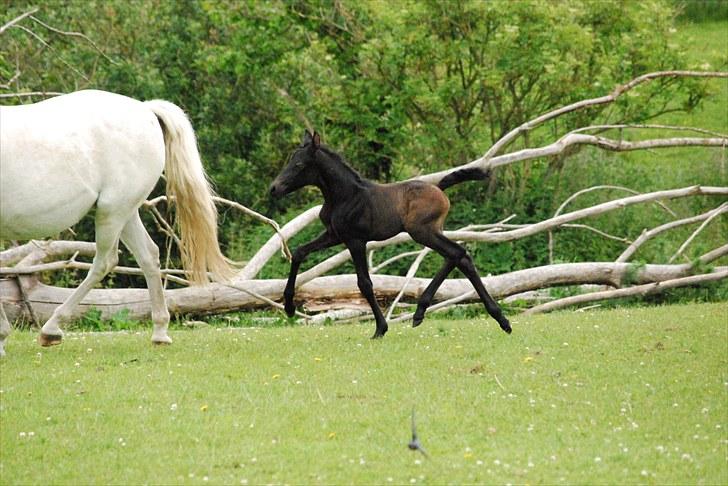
top-left (0, 91), bottom-right (165, 240)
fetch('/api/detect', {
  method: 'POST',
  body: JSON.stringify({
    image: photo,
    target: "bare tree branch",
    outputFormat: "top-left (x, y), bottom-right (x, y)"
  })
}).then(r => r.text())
top-left (483, 70), bottom-right (728, 161)
top-left (0, 7), bottom-right (39, 35)
top-left (549, 184), bottom-right (676, 263)
top-left (10, 24), bottom-right (90, 82)
top-left (569, 123), bottom-right (728, 139)
top-left (416, 134), bottom-right (728, 186)
top-left (524, 270), bottom-right (728, 315)
top-left (28, 15), bottom-right (118, 65)
top-left (617, 204), bottom-right (728, 263)
top-left (239, 205), bottom-right (321, 280)
top-left (668, 202), bottom-right (728, 264)
top-left (0, 91), bottom-right (64, 99)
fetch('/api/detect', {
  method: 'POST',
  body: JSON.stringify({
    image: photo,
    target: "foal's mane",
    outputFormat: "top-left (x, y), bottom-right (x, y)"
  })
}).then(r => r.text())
top-left (317, 144), bottom-right (365, 184)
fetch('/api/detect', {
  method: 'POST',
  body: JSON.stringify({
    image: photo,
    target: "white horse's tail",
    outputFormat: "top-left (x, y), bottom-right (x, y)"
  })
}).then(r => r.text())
top-left (145, 100), bottom-right (233, 284)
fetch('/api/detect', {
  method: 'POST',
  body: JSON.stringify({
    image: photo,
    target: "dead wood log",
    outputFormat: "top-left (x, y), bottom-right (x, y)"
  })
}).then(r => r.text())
top-left (2, 253), bottom-right (725, 323)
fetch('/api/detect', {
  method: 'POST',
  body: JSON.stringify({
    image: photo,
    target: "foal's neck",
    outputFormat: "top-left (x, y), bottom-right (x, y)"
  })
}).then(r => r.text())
top-left (315, 148), bottom-right (367, 204)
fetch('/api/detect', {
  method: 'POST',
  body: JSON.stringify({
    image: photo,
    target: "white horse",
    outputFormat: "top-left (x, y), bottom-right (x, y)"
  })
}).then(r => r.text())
top-left (0, 90), bottom-right (232, 355)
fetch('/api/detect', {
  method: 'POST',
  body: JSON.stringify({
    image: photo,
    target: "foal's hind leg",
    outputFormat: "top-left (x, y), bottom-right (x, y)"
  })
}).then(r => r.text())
top-left (39, 208), bottom-right (126, 346)
top-left (411, 230), bottom-right (511, 334)
top-left (121, 212), bottom-right (171, 344)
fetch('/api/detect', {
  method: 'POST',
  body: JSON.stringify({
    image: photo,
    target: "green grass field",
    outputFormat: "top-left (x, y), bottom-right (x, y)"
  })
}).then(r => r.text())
top-left (1, 303), bottom-right (726, 485)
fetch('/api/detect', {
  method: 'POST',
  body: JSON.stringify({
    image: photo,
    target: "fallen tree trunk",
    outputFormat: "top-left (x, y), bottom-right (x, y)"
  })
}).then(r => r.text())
top-left (2, 258), bottom-right (725, 323)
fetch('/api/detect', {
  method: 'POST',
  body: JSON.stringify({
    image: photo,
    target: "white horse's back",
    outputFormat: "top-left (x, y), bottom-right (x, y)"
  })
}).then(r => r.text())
top-left (0, 90), bottom-right (165, 239)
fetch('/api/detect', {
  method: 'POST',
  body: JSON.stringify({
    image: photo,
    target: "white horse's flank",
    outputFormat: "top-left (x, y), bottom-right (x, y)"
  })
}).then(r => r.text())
top-left (0, 90), bottom-right (231, 355)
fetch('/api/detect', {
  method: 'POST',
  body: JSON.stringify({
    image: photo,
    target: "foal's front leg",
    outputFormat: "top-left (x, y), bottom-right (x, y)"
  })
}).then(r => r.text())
top-left (346, 239), bottom-right (388, 339)
top-left (284, 231), bottom-right (340, 317)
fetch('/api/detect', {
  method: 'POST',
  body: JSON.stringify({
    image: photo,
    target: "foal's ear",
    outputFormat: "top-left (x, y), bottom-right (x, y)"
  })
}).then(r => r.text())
top-left (302, 130), bottom-right (313, 145)
top-left (312, 131), bottom-right (321, 148)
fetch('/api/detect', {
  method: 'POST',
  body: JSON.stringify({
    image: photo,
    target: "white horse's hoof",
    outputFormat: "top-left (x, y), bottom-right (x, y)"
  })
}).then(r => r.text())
top-left (38, 333), bottom-right (63, 347)
top-left (152, 335), bottom-right (173, 345)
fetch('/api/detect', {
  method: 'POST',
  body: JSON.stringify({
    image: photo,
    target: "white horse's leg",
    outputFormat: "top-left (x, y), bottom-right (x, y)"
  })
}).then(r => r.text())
top-left (121, 212), bottom-right (171, 344)
top-left (0, 303), bottom-right (11, 357)
top-left (39, 208), bottom-right (126, 346)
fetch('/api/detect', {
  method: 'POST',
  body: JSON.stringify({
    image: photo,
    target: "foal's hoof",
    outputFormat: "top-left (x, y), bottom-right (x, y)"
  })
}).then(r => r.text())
top-left (412, 314), bottom-right (424, 328)
top-left (284, 302), bottom-right (296, 318)
top-left (371, 328), bottom-right (388, 339)
top-left (38, 333), bottom-right (63, 347)
top-left (499, 320), bottom-right (512, 334)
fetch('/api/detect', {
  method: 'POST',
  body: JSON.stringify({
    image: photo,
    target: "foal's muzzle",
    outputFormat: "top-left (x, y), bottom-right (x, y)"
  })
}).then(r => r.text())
top-left (269, 182), bottom-right (285, 198)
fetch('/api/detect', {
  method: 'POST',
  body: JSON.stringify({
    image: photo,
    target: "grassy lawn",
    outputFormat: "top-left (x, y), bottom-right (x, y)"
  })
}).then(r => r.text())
top-left (1, 303), bottom-right (726, 485)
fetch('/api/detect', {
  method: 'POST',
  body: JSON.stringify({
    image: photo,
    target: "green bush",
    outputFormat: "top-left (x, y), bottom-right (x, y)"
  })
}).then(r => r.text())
top-left (1, 1), bottom-right (725, 306)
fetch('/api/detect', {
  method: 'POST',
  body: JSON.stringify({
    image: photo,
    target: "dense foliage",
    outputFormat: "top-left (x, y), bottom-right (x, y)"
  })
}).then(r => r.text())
top-left (2, 1), bottom-right (726, 287)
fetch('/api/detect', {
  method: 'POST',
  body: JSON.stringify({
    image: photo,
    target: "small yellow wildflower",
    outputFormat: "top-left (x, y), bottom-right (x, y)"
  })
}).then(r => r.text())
top-left (328, 432), bottom-right (336, 439)
top-left (200, 404), bottom-right (208, 412)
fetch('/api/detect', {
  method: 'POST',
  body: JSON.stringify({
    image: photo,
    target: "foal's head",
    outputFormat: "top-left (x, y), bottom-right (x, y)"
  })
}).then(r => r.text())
top-left (269, 130), bottom-right (321, 198)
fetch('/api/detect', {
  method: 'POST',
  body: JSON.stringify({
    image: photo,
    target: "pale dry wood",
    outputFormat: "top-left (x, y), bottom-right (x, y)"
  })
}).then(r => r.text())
top-left (28, 15), bottom-right (118, 65)
top-left (371, 250), bottom-right (423, 274)
top-left (385, 247), bottom-right (430, 319)
top-left (238, 205), bottom-right (321, 280)
top-left (389, 245), bottom-right (728, 323)
top-left (416, 134), bottom-right (728, 186)
top-left (482, 70), bottom-right (728, 161)
top-left (548, 184), bottom-right (675, 263)
top-left (0, 7), bottom-right (39, 35)
top-left (4, 252), bottom-right (726, 322)
top-left (667, 203), bottom-right (727, 264)
top-left (11, 24), bottom-right (90, 82)
top-left (569, 123), bottom-right (728, 138)
top-left (617, 205), bottom-right (728, 263)
top-left (524, 270), bottom-right (728, 315)
top-left (0, 91), bottom-right (64, 99)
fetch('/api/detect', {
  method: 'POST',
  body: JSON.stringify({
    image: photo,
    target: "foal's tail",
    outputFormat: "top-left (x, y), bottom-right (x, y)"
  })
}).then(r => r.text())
top-left (436, 167), bottom-right (492, 191)
top-left (145, 100), bottom-right (234, 284)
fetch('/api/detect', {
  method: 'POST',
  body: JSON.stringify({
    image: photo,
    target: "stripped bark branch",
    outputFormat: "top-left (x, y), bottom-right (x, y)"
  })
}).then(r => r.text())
top-left (482, 70), bottom-right (728, 161)
top-left (667, 203), bottom-right (728, 263)
top-left (617, 205), bottom-right (728, 263)
top-left (0, 7), bottom-right (39, 35)
top-left (523, 270), bottom-right (728, 315)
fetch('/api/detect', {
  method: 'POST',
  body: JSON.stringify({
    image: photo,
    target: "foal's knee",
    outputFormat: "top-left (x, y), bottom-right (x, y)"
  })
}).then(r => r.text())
top-left (291, 247), bottom-right (308, 266)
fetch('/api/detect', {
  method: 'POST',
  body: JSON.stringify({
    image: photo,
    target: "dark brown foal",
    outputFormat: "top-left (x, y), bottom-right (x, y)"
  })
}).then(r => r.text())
top-left (269, 130), bottom-right (511, 338)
